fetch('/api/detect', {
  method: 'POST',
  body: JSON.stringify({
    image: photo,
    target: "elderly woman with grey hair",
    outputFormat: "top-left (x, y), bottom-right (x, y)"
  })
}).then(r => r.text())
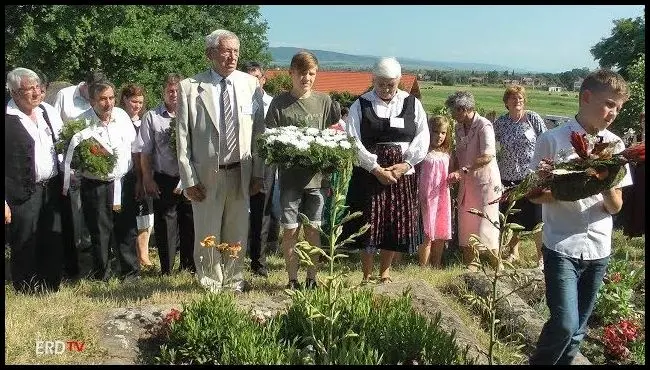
top-left (446, 91), bottom-right (502, 271)
top-left (342, 57), bottom-right (429, 284)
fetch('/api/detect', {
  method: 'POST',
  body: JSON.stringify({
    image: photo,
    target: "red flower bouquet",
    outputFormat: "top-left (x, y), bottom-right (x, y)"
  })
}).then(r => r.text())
top-left (494, 131), bottom-right (645, 203)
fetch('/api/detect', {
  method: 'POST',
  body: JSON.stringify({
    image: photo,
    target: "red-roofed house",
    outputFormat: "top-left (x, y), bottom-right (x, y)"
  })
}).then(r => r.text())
top-left (265, 70), bottom-right (421, 99)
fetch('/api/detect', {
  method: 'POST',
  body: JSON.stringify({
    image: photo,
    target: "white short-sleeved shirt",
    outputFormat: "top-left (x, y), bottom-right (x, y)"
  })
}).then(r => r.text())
top-left (531, 119), bottom-right (633, 260)
top-left (53, 83), bottom-right (91, 122)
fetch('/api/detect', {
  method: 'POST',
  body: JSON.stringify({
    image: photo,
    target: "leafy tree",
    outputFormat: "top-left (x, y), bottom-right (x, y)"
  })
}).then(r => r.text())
top-left (486, 70), bottom-right (500, 84)
top-left (558, 67), bottom-right (590, 90)
top-left (440, 73), bottom-right (456, 86)
top-left (613, 54), bottom-right (645, 137)
top-left (5, 5), bottom-right (270, 107)
top-left (591, 16), bottom-right (645, 79)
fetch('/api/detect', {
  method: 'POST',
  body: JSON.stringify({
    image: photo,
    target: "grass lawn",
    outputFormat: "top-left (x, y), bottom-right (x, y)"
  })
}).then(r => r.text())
top-left (5, 243), bottom-right (533, 365)
top-left (4, 229), bottom-right (644, 364)
top-left (418, 82), bottom-right (580, 118)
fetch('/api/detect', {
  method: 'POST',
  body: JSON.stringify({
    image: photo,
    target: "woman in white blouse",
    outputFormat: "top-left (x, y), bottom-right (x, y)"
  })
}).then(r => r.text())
top-left (342, 57), bottom-right (429, 284)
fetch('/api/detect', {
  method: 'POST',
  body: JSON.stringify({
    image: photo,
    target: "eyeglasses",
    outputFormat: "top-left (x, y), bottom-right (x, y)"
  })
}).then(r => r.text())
top-left (18, 85), bottom-right (40, 94)
top-left (217, 47), bottom-right (239, 56)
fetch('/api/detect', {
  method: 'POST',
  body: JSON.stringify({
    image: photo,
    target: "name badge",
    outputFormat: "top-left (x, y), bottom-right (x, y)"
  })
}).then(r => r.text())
top-left (389, 117), bottom-right (404, 129)
top-left (241, 105), bottom-right (253, 115)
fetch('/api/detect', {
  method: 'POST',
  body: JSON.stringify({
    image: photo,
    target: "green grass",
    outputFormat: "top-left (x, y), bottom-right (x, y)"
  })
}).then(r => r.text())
top-left (418, 82), bottom-right (580, 118)
top-left (4, 246), bottom-right (524, 365)
top-left (4, 230), bottom-right (643, 365)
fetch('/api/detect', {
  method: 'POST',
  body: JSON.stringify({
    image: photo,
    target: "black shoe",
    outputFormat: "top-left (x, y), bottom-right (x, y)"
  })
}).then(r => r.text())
top-left (62, 268), bottom-right (80, 281)
top-left (121, 274), bottom-right (141, 283)
top-left (233, 280), bottom-right (251, 294)
top-left (305, 278), bottom-right (317, 290)
top-left (285, 279), bottom-right (302, 290)
top-left (61, 274), bottom-right (81, 283)
top-left (176, 266), bottom-right (196, 275)
top-left (252, 266), bottom-right (269, 278)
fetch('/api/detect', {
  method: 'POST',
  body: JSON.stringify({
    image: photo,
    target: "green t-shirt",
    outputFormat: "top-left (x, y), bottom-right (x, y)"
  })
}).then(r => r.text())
top-left (266, 91), bottom-right (340, 189)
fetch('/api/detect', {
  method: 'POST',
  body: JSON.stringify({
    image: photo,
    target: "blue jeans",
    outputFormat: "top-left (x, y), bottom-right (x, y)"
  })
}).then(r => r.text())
top-left (529, 246), bottom-right (609, 365)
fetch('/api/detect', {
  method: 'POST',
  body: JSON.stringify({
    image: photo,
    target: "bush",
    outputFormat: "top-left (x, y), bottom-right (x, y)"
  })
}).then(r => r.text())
top-left (593, 254), bottom-right (645, 326)
top-left (265, 73), bottom-right (292, 96)
top-left (156, 294), bottom-right (299, 364)
top-left (278, 288), bottom-right (472, 365)
top-left (329, 91), bottom-right (358, 108)
top-left (156, 288), bottom-right (472, 365)
top-left (614, 54), bottom-right (644, 137)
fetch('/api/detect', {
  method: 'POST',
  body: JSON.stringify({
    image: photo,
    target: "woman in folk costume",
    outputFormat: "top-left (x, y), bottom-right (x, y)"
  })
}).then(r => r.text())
top-left (343, 57), bottom-right (429, 284)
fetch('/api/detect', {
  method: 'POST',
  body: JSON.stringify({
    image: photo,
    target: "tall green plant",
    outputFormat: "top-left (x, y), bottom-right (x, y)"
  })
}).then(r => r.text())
top-left (463, 186), bottom-right (543, 365)
top-left (291, 159), bottom-right (369, 364)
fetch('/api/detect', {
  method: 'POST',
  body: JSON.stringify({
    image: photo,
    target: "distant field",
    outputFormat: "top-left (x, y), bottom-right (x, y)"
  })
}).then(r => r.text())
top-left (418, 82), bottom-right (579, 118)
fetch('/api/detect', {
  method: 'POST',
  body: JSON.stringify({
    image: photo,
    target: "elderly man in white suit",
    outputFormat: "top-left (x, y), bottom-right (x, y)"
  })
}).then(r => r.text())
top-left (176, 29), bottom-right (265, 293)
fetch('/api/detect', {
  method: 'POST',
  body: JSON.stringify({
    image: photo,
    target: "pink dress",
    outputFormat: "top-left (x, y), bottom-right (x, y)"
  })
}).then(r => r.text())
top-left (454, 113), bottom-right (502, 250)
top-left (418, 151), bottom-right (452, 240)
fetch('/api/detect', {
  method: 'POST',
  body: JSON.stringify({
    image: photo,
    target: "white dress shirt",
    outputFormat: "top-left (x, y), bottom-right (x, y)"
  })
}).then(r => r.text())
top-left (75, 107), bottom-right (136, 181)
top-left (262, 90), bottom-right (273, 119)
top-left (531, 118), bottom-right (633, 260)
top-left (6, 99), bottom-right (61, 182)
top-left (53, 83), bottom-right (91, 122)
top-left (345, 89), bottom-right (429, 174)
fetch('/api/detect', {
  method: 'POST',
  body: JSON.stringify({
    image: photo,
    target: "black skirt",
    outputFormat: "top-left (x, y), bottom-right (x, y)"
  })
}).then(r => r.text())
top-left (342, 144), bottom-right (421, 253)
top-left (622, 162), bottom-right (645, 237)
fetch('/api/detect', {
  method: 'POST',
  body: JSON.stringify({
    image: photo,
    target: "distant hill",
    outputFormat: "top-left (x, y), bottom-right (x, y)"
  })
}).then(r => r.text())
top-left (267, 46), bottom-right (528, 73)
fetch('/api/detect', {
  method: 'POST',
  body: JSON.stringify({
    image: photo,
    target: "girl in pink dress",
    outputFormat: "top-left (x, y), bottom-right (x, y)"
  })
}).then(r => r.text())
top-left (418, 116), bottom-right (452, 268)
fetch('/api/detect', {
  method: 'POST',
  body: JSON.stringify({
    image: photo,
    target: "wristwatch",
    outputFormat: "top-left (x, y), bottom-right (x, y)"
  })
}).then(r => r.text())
top-left (461, 166), bottom-right (469, 174)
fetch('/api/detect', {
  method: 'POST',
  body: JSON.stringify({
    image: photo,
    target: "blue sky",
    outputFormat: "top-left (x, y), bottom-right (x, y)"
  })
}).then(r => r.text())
top-left (259, 5), bottom-right (645, 73)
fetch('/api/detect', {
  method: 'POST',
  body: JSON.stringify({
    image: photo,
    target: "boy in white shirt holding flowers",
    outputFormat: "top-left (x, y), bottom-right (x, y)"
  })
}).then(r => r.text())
top-left (528, 69), bottom-right (633, 365)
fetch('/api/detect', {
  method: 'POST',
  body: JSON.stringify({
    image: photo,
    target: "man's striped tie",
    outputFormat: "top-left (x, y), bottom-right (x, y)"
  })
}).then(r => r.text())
top-left (220, 78), bottom-right (237, 155)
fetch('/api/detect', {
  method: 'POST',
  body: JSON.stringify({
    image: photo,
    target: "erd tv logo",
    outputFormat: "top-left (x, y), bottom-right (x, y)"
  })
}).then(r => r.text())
top-left (35, 340), bottom-right (85, 355)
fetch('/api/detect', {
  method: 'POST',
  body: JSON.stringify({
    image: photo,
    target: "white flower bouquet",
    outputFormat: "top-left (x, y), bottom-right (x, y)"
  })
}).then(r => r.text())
top-left (257, 125), bottom-right (357, 172)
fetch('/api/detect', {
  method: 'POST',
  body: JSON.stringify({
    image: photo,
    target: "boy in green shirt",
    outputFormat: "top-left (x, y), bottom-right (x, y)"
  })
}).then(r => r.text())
top-left (265, 51), bottom-right (340, 290)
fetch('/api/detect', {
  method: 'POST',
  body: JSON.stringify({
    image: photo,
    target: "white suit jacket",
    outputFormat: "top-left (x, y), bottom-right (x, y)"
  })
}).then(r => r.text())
top-left (176, 69), bottom-right (265, 197)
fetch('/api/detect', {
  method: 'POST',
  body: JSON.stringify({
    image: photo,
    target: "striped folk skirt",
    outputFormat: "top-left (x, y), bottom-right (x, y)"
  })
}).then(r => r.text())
top-left (342, 143), bottom-right (421, 254)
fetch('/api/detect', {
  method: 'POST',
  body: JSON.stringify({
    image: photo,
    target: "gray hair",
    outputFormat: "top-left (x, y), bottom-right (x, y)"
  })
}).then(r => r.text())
top-left (445, 91), bottom-right (475, 111)
top-left (88, 81), bottom-right (115, 100)
top-left (205, 29), bottom-right (239, 50)
top-left (373, 57), bottom-right (401, 79)
top-left (6, 67), bottom-right (40, 94)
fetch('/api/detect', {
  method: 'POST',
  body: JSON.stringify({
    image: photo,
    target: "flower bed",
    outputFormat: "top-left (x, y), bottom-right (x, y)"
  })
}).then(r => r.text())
top-left (153, 289), bottom-right (473, 365)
